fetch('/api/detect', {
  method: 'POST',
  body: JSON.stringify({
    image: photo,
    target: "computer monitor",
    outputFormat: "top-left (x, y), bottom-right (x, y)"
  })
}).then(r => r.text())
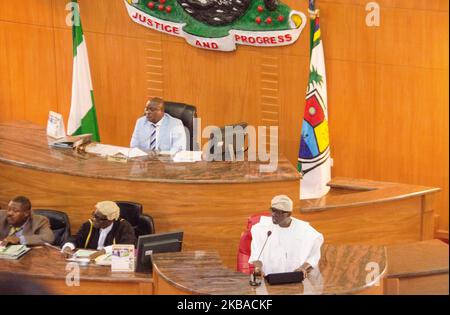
top-left (135, 231), bottom-right (183, 273)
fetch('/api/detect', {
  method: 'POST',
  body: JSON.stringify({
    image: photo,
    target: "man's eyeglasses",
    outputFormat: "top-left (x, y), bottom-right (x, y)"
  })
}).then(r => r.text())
top-left (270, 208), bottom-right (290, 215)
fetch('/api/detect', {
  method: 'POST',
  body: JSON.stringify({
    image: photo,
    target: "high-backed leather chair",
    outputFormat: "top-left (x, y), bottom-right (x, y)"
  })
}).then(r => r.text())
top-left (236, 212), bottom-right (271, 274)
top-left (163, 101), bottom-right (198, 151)
top-left (115, 201), bottom-right (155, 240)
top-left (33, 209), bottom-right (71, 247)
top-left (207, 122), bottom-right (248, 161)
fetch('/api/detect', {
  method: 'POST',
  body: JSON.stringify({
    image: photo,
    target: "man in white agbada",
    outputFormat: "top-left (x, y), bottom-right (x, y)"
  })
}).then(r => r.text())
top-left (249, 195), bottom-right (324, 278)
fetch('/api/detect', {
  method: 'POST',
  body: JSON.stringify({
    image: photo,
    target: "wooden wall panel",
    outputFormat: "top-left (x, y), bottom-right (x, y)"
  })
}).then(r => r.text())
top-left (373, 65), bottom-right (449, 231)
top-left (319, 2), bottom-right (376, 63)
top-left (82, 32), bottom-right (149, 146)
top-left (376, 8), bottom-right (449, 69)
top-left (0, 0), bottom-right (448, 232)
top-left (52, 0), bottom-right (151, 38)
top-left (0, 0), bottom-right (54, 27)
top-left (0, 22), bottom-right (58, 125)
top-left (145, 35), bottom-right (164, 99)
top-left (326, 61), bottom-right (376, 178)
top-left (376, 0), bottom-right (449, 11)
top-left (278, 54), bottom-right (309, 163)
top-left (161, 41), bottom-right (262, 130)
top-left (53, 28), bottom-right (72, 123)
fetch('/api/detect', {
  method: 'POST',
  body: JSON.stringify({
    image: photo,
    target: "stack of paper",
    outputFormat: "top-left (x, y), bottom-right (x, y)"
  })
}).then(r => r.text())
top-left (73, 249), bottom-right (97, 258)
top-left (0, 245), bottom-right (30, 260)
top-left (172, 151), bottom-right (203, 163)
top-left (85, 143), bottom-right (147, 158)
top-left (95, 253), bottom-right (112, 266)
top-left (65, 249), bottom-right (98, 264)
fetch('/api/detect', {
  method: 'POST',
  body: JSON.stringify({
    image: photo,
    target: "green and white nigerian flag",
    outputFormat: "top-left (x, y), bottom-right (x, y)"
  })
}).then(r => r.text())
top-left (67, 1), bottom-right (100, 142)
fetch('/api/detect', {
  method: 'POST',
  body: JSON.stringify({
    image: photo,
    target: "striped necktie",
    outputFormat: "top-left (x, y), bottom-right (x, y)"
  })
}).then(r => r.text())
top-left (8, 226), bottom-right (21, 237)
top-left (150, 123), bottom-right (157, 151)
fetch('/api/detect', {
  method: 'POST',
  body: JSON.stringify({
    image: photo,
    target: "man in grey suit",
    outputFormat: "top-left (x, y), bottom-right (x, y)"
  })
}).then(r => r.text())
top-left (130, 97), bottom-right (187, 153)
top-left (0, 196), bottom-right (54, 246)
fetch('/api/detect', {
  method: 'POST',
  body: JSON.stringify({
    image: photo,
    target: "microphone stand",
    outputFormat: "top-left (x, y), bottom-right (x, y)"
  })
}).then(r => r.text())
top-left (249, 271), bottom-right (261, 287)
top-left (249, 231), bottom-right (272, 287)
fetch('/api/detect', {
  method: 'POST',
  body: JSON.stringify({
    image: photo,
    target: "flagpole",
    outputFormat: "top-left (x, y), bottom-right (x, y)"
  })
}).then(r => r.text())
top-left (298, 0), bottom-right (331, 199)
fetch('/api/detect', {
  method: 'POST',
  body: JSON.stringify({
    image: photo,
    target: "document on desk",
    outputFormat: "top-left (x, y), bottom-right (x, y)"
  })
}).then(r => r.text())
top-left (172, 151), bottom-right (203, 163)
top-left (85, 143), bottom-right (147, 158)
top-left (95, 253), bottom-right (112, 266)
top-left (0, 245), bottom-right (31, 260)
top-left (65, 249), bottom-right (98, 264)
top-left (73, 249), bottom-right (97, 258)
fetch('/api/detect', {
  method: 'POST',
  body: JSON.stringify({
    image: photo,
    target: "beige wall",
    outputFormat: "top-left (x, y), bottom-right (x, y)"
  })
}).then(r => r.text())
top-left (0, 0), bottom-right (448, 233)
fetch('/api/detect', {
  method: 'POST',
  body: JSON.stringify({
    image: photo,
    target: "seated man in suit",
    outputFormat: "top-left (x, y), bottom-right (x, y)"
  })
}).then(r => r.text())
top-left (61, 201), bottom-right (135, 255)
top-left (0, 196), bottom-right (54, 246)
top-left (130, 97), bottom-right (187, 153)
top-left (249, 195), bottom-right (324, 279)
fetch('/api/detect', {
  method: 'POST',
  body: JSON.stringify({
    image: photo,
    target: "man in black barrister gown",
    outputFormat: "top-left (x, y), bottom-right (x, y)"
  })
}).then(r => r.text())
top-left (61, 201), bottom-right (135, 255)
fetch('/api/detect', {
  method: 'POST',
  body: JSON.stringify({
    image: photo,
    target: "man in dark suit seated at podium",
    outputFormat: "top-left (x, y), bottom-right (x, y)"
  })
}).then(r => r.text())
top-left (61, 201), bottom-right (135, 256)
top-left (249, 195), bottom-right (324, 279)
top-left (0, 196), bottom-right (54, 246)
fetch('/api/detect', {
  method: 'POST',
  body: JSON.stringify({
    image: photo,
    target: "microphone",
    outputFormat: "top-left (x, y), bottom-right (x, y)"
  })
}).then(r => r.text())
top-left (249, 230), bottom-right (272, 287)
top-left (256, 230), bottom-right (272, 262)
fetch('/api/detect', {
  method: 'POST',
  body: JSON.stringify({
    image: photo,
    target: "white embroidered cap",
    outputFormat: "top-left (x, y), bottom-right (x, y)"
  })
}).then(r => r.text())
top-left (271, 195), bottom-right (293, 212)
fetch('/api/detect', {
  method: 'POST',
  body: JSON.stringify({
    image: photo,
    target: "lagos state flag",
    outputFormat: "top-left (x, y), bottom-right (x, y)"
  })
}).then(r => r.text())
top-left (67, 0), bottom-right (100, 141)
top-left (298, 9), bottom-right (331, 199)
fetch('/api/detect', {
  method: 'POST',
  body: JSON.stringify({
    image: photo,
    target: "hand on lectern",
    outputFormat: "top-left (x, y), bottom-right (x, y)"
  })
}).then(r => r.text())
top-left (295, 262), bottom-right (312, 279)
top-left (61, 246), bottom-right (73, 258)
top-left (249, 261), bottom-right (264, 287)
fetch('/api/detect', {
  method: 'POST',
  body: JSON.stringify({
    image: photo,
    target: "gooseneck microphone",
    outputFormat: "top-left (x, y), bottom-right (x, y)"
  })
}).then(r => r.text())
top-left (256, 230), bottom-right (272, 262)
top-left (249, 230), bottom-right (272, 287)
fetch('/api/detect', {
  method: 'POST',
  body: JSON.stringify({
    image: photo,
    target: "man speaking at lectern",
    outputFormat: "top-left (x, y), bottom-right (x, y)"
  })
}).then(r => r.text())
top-left (249, 195), bottom-right (324, 278)
top-left (130, 97), bottom-right (186, 153)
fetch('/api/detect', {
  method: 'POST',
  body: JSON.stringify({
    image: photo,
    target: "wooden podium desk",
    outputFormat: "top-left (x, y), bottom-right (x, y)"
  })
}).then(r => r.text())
top-left (0, 121), bottom-right (300, 269)
top-left (0, 247), bottom-right (152, 294)
top-left (0, 121), bottom-right (439, 269)
top-left (297, 178), bottom-right (440, 246)
top-left (385, 240), bottom-right (449, 294)
top-left (152, 244), bottom-right (387, 295)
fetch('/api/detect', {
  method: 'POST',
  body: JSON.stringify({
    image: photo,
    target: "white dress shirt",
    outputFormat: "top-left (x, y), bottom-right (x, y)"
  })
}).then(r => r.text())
top-left (97, 223), bottom-right (113, 250)
top-left (62, 223), bottom-right (114, 253)
top-left (130, 113), bottom-right (187, 153)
